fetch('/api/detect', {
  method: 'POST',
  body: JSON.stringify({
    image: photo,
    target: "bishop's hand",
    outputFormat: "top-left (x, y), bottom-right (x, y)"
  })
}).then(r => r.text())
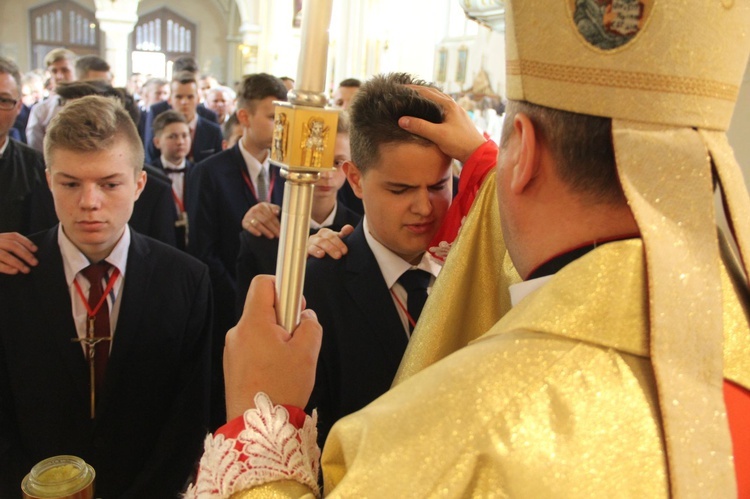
top-left (224, 275), bottom-right (322, 421)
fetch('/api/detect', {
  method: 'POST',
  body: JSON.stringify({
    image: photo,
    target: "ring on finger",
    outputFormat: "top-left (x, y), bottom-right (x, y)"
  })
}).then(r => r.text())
top-left (251, 219), bottom-right (258, 226)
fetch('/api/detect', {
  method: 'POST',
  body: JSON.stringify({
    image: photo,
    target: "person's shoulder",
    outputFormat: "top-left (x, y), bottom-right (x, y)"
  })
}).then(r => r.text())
top-left (306, 248), bottom-right (349, 281)
top-left (196, 146), bottom-right (237, 170)
top-left (8, 138), bottom-right (44, 163)
top-left (197, 116), bottom-right (222, 132)
top-left (133, 231), bottom-right (208, 274)
top-left (143, 163), bottom-right (171, 184)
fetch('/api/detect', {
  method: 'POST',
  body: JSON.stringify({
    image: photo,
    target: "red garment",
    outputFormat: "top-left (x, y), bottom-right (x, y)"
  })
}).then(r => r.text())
top-left (217, 404), bottom-right (308, 463)
top-left (725, 380), bottom-right (750, 497)
top-left (428, 140), bottom-right (498, 262)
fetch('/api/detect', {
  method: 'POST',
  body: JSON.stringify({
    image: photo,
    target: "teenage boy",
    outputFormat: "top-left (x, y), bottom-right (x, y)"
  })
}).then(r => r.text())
top-left (303, 73), bottom-right (485, 447)
top-left (235, 113), bottom-right (361, 316)
top-left (26, 48), bottom-right (77, 151)
top-left (188, 72), bottom-right (288, 428)
top-left (151, 110), bottom-right (194, 250)
top-left (145, 72), bottom-right (223, 164)
top-left (0, 95), bottom-right (212, 498)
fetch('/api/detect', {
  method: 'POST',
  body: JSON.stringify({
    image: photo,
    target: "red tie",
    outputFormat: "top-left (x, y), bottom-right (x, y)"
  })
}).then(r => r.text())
top-left (80, 261), bottom-right (112, 393)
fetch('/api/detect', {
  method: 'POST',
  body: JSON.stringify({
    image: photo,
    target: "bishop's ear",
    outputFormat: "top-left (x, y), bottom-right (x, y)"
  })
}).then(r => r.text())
top-left (510, 113), bottom-right (539, 195)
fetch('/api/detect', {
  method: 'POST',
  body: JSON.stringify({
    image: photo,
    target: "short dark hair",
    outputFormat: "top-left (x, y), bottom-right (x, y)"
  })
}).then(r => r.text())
top-left (171, 71), bottom-right (197, 86)
top-left (173, 56), bottom-right (199, 74)
top-left (236, 73), bottom-right (288, 112)
top-left (338, 78), bottom-right (361, 88)
top-left (280, 76), bottom-right (294, 84)
top-left (152, 110), bottom-right (188, 136)
top-left (74, 55), bottom-right (110, 80)
top-left (501, 100), bottom-right (623, 205)
top-left (349, 73), bottom-right (443, 172)
top-left (0, 57), bottom-right (22, 94)
top-left (55, 80), bottom-right (141, 129)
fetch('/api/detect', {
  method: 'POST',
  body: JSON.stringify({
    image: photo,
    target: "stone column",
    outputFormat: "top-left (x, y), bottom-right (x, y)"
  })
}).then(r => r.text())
top-left (94, 0), bottom-right (139, 87)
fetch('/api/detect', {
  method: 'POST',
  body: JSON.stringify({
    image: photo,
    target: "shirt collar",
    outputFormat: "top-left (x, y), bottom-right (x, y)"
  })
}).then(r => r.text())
top-left (160, 155), bottom-right (186, 170)
top-left (59, 224), bottom-right (131, 287)
top-left (309, 204), bottom-right (337, 230)
top-left (238, 140), bottom-right (270, 179)
top-left (188, 113), bottom-right (198, 131)
top-left (0, 136), bottom-right (9, 157)
top-left (508, 275), bottom-right (554, 307)
top-left (362, 216), bottom-right (441, 289)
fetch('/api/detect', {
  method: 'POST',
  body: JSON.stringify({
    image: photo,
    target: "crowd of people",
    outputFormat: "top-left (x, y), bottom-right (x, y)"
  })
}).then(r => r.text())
top-left (1, 0), bottom-right (749, 496)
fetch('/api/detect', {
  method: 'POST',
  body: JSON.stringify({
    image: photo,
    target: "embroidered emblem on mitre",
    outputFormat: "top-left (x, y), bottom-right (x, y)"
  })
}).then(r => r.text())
top-left (570, 0), bottom-right (650, 50)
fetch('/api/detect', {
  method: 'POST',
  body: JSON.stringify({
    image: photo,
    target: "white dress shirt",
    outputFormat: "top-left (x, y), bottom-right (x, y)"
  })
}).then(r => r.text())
top-left (59, 225), bottom-right (130, 354)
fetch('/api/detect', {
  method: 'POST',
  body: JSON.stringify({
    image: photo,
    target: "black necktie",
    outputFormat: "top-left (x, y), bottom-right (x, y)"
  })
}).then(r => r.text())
top-left (163, 166), bottom-right (186, 174)
top-left (397, 269), bottom-right (431, 332)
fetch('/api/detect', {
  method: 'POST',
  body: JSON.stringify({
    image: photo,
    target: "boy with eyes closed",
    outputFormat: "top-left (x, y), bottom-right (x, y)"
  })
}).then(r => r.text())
top-left (303, 73), bottom-right (487, 447)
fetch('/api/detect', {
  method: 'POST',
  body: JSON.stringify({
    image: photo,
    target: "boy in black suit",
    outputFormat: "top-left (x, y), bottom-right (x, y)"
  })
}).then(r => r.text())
top-left (235, 113), bottom-right (361, 317)
top-left (145, 72), bottom-right (223, 164)
top-left (304, 73), bottom-right (485, 447)
top-left (188, 72), bottom-right (288, 428)
top-left (0, 95), bottom-right (212, 498)
top-left (151, 110), bottom-right (194, 250)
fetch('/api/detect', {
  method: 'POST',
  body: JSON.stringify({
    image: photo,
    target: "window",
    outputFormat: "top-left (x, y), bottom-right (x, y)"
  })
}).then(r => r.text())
top-left (132, 8), bottom-right (196, 78)
top-left (29, 0), bottom-right (100, 70)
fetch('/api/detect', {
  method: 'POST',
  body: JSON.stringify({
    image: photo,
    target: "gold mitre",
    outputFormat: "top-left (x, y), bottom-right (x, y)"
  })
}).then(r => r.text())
top-left (505, 0), bottom-right (749, 130)
top-left (505, 1), bottom-right (750, 497)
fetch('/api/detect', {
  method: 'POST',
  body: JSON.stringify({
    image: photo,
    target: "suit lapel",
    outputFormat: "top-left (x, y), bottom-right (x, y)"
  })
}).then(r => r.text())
top-left (32, 227), bottom-right (89, 402)
top-left (269, 162), bottom-right (285, 205)
top-left (97, 231), bottom-right (151, 415)
top-left (344, 224), bottom-right (408, 366)
top-left (231, 145), bottom-right (257, 206)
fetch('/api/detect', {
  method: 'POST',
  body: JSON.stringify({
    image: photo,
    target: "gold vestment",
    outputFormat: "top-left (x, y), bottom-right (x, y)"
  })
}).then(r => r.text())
top-left (234, 239), bottom-right (750, 498)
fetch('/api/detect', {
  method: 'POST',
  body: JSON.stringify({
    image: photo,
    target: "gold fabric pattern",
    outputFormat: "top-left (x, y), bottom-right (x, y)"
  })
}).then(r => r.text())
top-left (506, 59), bottom-right (739, 101)
top-left (394, 172), bottom-right (520, 385)
top-left (614, 121), bottom-right (733, 496)
top-left (315, 241), bottom-right (749, 497)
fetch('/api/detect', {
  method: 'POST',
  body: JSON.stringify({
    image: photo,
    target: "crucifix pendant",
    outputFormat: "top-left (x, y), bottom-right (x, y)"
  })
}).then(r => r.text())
top-left (175, 211), bottom-right (189, 247)
top-left (72, 317), bottom-right (112, 418)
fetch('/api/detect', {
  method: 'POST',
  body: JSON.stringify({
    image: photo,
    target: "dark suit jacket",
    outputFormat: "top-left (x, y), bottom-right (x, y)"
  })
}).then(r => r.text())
top-left (187, 144), bottom-right (285, 427)
top-left (0, 139), bottom-right (45, 234)
top-left (144, 102), bottom-right (221, 164)
top-left (0, 228), bottom-right (212, 499)
top-left (11, 104), bottom-right (30, 144)
top-left (304, 222), bottom-right (408, 448)
top-left (235, 202), bottom-right (361, 317)
top-left (149, 157), bottom-right (196, 251)
top-left (29, 163), bottom-right (177, 247)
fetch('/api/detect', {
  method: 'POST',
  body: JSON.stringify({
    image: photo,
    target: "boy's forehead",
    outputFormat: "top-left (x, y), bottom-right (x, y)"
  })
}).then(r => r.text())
top-left (164, 121), bottom-right (190, 132)
top-left (48, 141), bottom-right (141, 173)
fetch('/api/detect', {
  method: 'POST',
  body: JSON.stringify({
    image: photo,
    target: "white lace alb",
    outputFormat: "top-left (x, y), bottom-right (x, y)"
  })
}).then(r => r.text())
top-left (185, 392), bottom-right (321, 498)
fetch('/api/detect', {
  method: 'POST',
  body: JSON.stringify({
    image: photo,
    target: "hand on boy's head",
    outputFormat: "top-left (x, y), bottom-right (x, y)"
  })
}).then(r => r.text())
top-left (242, 202), bottom-right (281, 239)
top-left (224, 275), bottom-right (322, 419)
top-left (398, 85), bottom-right (487, 164)
top-left (307, 225), bottom-right (354, 260)
top-left (0, 233), bottom-right (39, 275)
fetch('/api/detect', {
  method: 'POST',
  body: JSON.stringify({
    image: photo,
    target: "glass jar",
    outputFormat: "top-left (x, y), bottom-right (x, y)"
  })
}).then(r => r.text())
top-left (21, 455), bottom-right (95, 499)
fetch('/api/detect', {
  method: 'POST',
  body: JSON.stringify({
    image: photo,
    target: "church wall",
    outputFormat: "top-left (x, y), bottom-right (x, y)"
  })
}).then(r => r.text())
top-left (136, 0), bottom-right (229, 82)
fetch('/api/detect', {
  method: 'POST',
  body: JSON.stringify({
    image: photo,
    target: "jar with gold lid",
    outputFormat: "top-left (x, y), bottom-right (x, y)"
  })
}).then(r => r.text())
top-left (21, 455), bottom-right (95, 499)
